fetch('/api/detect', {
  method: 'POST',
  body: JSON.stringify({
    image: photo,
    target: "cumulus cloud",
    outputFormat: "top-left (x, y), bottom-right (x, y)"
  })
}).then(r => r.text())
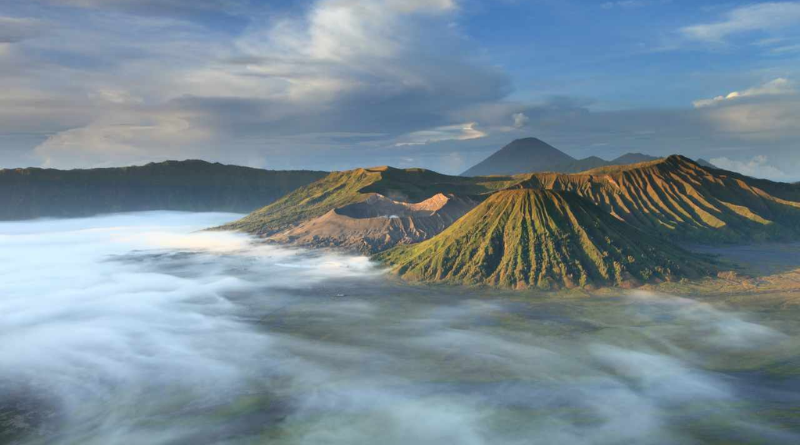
top-left (710, 155), bottom-right (791, 181)
top-left (9, 0), bottom-right (511, 169)
top-left (3, 0), bottom-right (800, 174)
top-left (512, 112), bottom-right (530, 128)
top-left (680, 2), bottom-right (800, 43)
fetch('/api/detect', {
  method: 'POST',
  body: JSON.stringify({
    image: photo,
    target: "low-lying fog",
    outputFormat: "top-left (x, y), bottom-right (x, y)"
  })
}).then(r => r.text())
top-left (2, 212), bottom-right (799, 444)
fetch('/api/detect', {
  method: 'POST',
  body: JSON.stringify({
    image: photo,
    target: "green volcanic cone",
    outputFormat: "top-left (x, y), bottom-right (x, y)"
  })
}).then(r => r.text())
top-left (377, 189), bottom-right (718, 289)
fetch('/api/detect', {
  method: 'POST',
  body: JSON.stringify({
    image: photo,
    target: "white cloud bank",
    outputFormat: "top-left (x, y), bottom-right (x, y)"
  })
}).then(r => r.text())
top-left (689, 78), bottom-right (800, 149)
top-left (1, 214), bottom-right (798, 444)
top-left (35, 112), bottom-right (213, 168)
top-left (710, 155), bottom-right (791, 181)
top-left (693, 78), bottom-right (796, 108)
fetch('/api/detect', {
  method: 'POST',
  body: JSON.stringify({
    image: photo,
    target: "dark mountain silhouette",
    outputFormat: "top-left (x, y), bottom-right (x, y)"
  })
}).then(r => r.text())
top-left (461, 138), bottom-right (661, 176)
top-left (461, 138), bottom-right (574, 176)
top-left (0, 160), bottom-right (326, 220)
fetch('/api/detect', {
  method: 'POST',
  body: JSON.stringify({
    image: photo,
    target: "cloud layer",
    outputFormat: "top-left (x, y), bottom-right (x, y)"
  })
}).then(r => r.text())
top-left (1, 1), bottom-right (800, 178)
top-left (681, 2), bottom-right (800, 43)
top-left (1, 213), bottom-right (799, 444)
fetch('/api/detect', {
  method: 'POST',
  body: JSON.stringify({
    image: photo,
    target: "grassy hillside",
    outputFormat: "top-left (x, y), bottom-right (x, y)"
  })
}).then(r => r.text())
top-left (219, 166), bottom-right (522, 236)
top-left (520, 156), bottom-right (800, 243)
top-left (378, 189), bottom-right (717, 289)
top-left (0, 160), bottom-right (326, 220)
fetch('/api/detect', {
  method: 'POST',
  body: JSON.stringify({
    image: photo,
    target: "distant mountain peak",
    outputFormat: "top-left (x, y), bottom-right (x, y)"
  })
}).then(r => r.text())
top-left (462, 138), bottom-right (663, 176)
top-left (461, 138), bottom-right (575, 176)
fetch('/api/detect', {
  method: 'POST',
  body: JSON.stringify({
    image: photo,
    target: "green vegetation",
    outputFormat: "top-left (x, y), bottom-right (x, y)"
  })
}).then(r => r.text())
top-left (0, 160), bottom-right (326, 220)
top-left (377, 189), bottom-right (717, 289)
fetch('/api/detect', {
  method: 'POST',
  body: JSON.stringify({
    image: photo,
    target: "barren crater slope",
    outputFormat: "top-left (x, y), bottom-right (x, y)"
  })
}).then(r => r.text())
top-left (270, 193), bottom-right (477, 254)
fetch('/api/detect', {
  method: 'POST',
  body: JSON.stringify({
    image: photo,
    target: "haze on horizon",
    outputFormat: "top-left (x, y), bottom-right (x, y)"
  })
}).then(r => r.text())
top-left (1, 0), bottom-right (800, 180)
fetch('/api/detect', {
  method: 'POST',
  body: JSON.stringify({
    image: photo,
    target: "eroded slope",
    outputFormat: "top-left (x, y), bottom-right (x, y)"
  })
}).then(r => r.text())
top-left (521, 156), bottom-right (800, 243)
top-left (378, 190), bottom-right (718, 289)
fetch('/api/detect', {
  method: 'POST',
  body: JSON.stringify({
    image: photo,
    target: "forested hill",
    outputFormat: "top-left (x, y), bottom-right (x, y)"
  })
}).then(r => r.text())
top-left (0, 160), bottom-right (327, 220)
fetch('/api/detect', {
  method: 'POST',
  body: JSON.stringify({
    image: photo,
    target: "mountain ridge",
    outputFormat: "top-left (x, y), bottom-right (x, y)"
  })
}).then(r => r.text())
top-left (0, 160), bottom-right (327, 220)
top-left (222, 155), bottom-right (800, 250)
top-left (217, 166), bottom-right (523, 236)
top-left (216, 154), bottom-right (800, 288)
top-left (516, 155), bottom-right (800, 243)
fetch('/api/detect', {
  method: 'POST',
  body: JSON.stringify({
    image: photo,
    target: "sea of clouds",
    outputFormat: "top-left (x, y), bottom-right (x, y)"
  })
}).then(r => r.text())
top-left (0, 212), bottom-right (798, 444)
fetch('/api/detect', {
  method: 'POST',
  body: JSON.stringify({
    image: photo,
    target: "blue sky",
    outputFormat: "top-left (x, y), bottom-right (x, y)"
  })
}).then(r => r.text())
top-left (1, 0), bottom-right (799, 180)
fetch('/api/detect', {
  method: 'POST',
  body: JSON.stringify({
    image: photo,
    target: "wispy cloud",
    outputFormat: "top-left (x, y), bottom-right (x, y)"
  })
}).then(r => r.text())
top-left (601, 0), bottom-right (671, 10)
top-left (395, 122), bottom-right (486, 146)
top-left (0, 16), bottom-right (43, 43)
top-left (4, 0), bottom-right (515, 169)
top-left (680, 2), bottom-right (800, 43)
top-left (770, 43), bottom-right (800, 54)
top-left (2, 0), bottom-right (800, 174)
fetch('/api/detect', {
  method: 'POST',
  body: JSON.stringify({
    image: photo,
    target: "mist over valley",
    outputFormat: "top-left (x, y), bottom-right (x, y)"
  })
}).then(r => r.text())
top-left (2, 212), bottom-right (800, 444)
